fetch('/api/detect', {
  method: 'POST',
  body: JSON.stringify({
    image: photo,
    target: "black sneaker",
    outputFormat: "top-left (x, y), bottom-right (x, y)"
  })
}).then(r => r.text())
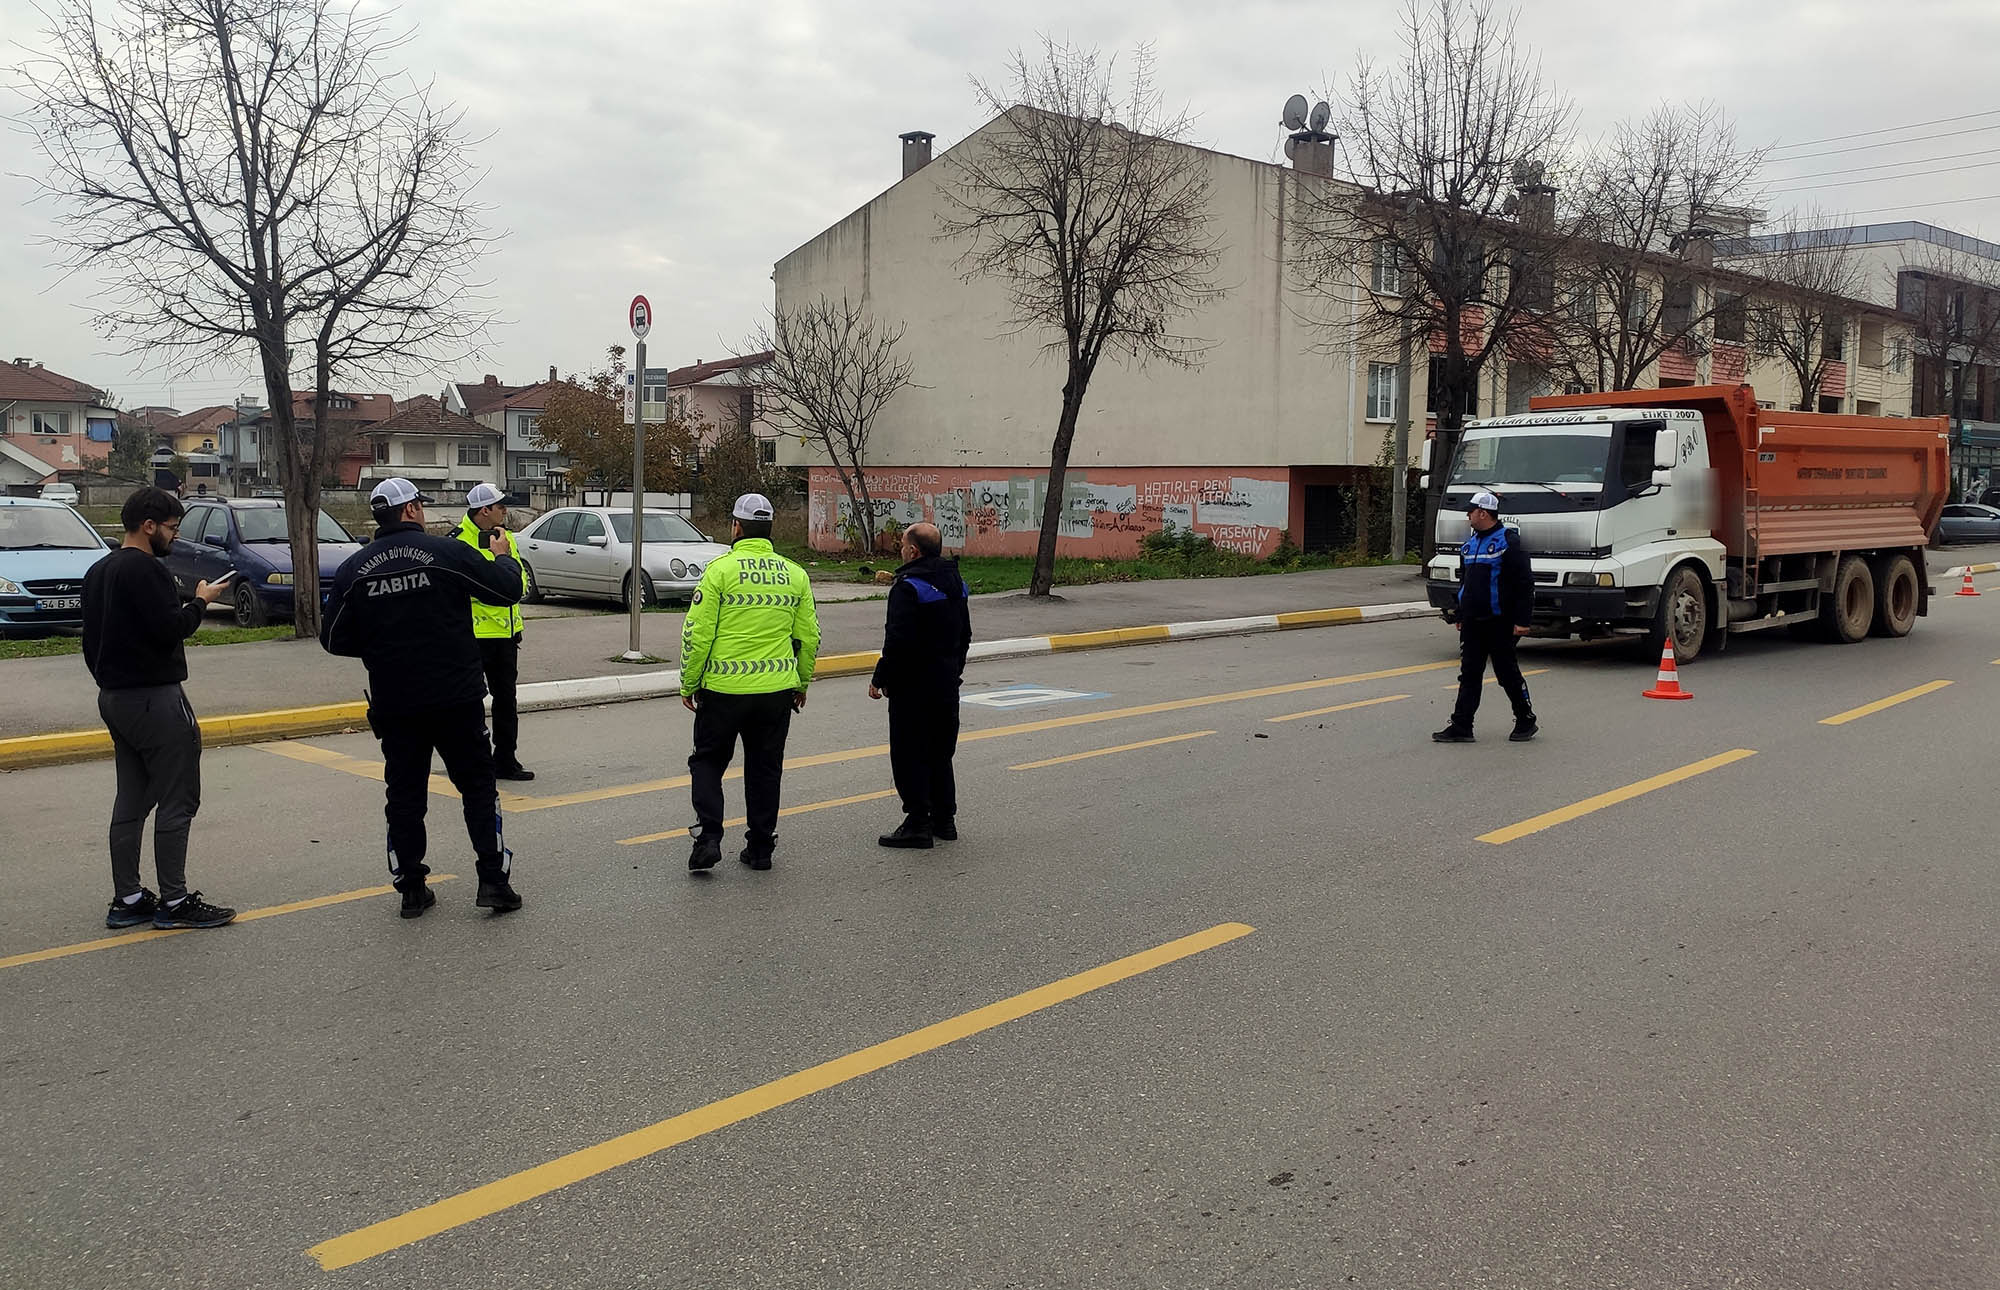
top-left (739, 845), bottom-right (774, 872)
top-left (400, 884), bottom-right (437, 919)
top-left (476, 881), bottom-right (523, 913)
top-left (688, 834), bottom-right (723, 872)
top-left (1432, 725), bottom-right (1475, 744)
top-left (152, 892), bottom-right (236, 929)
top-left (932, 817), bottom-right (958, 842)
top-left (496, 764), bottom-right (536, 782)
top-left (106, 888), bottom-right (158, 929)
top-left (878, 816), bottom-right (934, 849)
top-left (1509, 721), bottom-right (1539, 743)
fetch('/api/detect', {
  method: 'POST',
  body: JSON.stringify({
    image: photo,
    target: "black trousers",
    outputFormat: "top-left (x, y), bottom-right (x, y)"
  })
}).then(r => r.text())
top-left (376, 699), bottom-right (509, 888)
top-left (888, 686), bottom-right (960, 823)
top-left (688, 689), bottom-right (794, 850)
top-left (1451, 617), bottom-right (1536, 728)
top-left (478, 635), bottom-right (521, 766)
top-left (98, 685), bottom-right (202, 902)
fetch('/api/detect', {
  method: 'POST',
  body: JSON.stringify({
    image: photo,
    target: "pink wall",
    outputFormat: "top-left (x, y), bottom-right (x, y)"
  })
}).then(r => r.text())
top-left (808, 465), bottom-right (1294, 558)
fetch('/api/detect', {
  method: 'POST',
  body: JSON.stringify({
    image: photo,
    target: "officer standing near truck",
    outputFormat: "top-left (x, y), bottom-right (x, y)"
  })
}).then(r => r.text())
top-left (679, 493), bottom-right (821, 874)
top-left (455, 482), bottom-right (533, 781)
top-left (321, 478), bottom-right (528, 918)
top-left (1434, 489), bottom-right (1539, 744)
top-left (869, 522), bottom-right (972, 849)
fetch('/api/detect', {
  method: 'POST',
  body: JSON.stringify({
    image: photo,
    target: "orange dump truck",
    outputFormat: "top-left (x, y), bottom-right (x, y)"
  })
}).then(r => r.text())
top-left (1424, 384), bottom-right (1951, 661)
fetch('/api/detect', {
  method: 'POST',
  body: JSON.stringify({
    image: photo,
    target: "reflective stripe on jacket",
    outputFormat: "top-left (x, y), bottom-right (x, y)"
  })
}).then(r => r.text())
top-left (678, 538), bottom-right (821, 695)
top-left (455, 514), bottom-right (525, 639)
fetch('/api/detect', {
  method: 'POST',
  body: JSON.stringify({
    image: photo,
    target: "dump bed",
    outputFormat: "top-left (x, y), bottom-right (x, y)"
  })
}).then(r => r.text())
top-left (1530, 384), bottom-right (1950, 560)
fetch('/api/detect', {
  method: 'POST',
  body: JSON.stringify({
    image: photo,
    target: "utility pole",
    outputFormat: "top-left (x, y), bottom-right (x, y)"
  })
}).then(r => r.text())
top-left (1391, 335), bottom-right (1413, 563)
top-left (624, 296), bottom-right (652, 662)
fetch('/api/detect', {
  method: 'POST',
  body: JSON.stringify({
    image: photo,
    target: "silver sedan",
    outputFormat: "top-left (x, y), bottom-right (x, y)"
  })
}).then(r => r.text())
top-left (517, 507), bottom-right (731, 606)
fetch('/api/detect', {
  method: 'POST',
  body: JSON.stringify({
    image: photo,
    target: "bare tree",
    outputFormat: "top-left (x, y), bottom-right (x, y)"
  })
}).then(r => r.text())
top-left (19, 0), bottom-right (490, 637)
top-left (1292, 0), bottom-right (1573, 552)
top-left (751, 296), bottom-right (915, 555)
top-left (1736, 212), bottom-right (1868, 411)
top-left (1556, 101), bottom-right (1766, 392)
top-left (1894, 242), bottom-right (2000, 493)
top-left (940, 40), bottom-right (1223, 597)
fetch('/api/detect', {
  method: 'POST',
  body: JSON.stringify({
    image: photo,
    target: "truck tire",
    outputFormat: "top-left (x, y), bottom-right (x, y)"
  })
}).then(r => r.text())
top-left (1824, 554), bottom-right (1875, 643)
top-left (1652, 564), bottom-right (1708, 665)
top-left (1869, 553), bottom-right (1919, 637)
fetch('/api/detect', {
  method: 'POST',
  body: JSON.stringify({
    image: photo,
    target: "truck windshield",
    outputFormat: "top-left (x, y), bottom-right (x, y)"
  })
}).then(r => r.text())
top-left (1450, 427), bottom-right (1611, 491)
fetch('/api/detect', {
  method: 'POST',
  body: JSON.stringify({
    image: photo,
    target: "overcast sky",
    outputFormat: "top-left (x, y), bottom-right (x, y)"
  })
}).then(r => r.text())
top-left (4, 0), bottom-right (1998, 412)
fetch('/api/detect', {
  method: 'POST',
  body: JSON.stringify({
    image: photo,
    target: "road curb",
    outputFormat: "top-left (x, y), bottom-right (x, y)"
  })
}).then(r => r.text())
top-left (0, 599), bottom-right (1437, 771)
top-left (1941, 561), bottom-right (2000, 578)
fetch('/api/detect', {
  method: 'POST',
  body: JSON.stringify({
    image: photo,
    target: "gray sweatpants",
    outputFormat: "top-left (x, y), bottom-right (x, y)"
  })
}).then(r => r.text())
top-left (97, 685), bottom-right (203, 902)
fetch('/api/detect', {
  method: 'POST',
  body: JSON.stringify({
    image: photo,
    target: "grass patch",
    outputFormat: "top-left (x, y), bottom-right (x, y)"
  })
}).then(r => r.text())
top-left (0, 624), bottom-right (296, 660)
top-left (777, 538), bottom-right (1418, 595)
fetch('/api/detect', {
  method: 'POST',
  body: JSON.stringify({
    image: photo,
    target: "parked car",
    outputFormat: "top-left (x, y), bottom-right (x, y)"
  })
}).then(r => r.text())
top-left (37, 482), bottom-right (80, 505)
top-left (163, 498), bottom-right (363, 626)
top-left (1934, 503), bottom-right (2000, 546)
top-left (517, 507), bottom-right (730, 606)
top-left (0, 496), bottom-right (112, 635)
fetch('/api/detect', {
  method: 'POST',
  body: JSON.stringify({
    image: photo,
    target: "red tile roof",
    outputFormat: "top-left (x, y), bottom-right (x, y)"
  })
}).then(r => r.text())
top-left (454, 378), bottom-right (529, 414)
top-left (289, 391), bottom-right (396, 423)
top-left (0, 360), bottom-right (106, 405)
top-left (665, 351), bottom-right (774, 387)
top-left (365, 395), bottom-right (502, 438)
top-left (492, 381), bottom-right (560, 412)
top-left (157, 405), bottom-right (235, 439)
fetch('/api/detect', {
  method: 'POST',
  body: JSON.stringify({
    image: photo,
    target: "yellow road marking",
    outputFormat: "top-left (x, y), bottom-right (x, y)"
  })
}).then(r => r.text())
top-left (617, 789), bottom-right (898, 846)
top-left (259, 743), bottom-right (538, 809)
top-left (1438, 667), bottom-right (1550, 690)
top-left (1265, 694), bottom-right (1410, 723)
top-left (1818, 680), bottom-right (1952, 726)
top-left (1008, 730), bottom-right (1214, 772)
top-left (0, 878), bottom-right (458, 972)
top-left (1477, 751), bottom-right (1758, 845)
top-left (519, 743), bottom-right (893, 812)
top-left (307, 921), bottom-right (1256, 1269)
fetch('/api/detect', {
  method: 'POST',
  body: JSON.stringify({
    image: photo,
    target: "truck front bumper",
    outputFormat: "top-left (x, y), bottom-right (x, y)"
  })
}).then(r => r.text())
top-left (1427, 583), bottom-right (1661, 624)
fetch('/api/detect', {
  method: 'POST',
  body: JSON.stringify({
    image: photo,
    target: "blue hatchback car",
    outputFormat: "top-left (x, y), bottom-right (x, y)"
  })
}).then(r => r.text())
top-left (164, 498), bottom-right (362, 627)
top-left (0, 497), bottom-right (112, 635)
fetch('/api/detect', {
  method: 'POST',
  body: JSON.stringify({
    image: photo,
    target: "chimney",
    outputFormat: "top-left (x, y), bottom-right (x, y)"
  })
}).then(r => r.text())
top-left (548, 365), bottom-right (557, 383)
top-left (12, 358), bottom-right (30, 367)
top-left (1512, 159), bottom-right (1555, 229)
top-left (1289, 138), bottom-right (1334, 178)
top-left (483, 374), bottom-right (499, 387)
top-left (1681, 230), bottom-right (1715, 270)
top-left (900, 130), bottom-right (935, 179)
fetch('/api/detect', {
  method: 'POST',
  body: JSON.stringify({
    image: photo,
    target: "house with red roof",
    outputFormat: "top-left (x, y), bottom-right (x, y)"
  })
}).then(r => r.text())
top-left (0, 358), bottom-right (119, 490)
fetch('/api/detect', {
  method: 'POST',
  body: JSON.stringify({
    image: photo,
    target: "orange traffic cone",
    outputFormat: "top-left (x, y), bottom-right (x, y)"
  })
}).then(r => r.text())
top-left (1956, 568), bottom-right (1981, 597)
top-left (1643, 641), bottom-right (1693, 700)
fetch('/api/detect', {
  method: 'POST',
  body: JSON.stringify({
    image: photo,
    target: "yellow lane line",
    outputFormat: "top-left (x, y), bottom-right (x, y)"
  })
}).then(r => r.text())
top-left (1265, 694), bottom-right (1410, 723)
top-left (306, 920), bottom-right (1257, 1270)
top-left (1437, 667), bottom-right (1550, 691)
top-left (1477, 751), bottom-right (1758, 846)
top-left (617, 790), bottom-right (898, 846)
top-left (519, 743), bottom-right (892, 812)
top-left (1007, 730), bottom-right (1215, 772)
top-left (259, 743), bottom-right (537, 809)
top-left (0, 878), bottom-right (458, 972)
top-left (1818, 680), bottom-right (1952, 726)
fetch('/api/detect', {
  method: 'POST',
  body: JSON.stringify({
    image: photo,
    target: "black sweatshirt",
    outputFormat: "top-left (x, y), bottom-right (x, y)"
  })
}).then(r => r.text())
top-left (870, 554), bottom-right (973, 692)
top-left (81, 547), bottom-right (206, 689)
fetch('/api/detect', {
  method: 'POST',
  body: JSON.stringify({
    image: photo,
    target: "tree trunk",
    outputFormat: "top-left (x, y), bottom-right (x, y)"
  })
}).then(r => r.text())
top-left (1029, 379), bottom-right (1087, 598)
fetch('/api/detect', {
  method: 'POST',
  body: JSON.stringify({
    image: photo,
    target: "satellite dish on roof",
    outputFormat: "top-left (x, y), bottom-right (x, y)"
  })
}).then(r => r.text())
top-left (1282, 94), bottom-right (1309, 132)
top-left (1284, 136), bottom-right (1299, 160)
top-left (1308, 100), bottom-right (1331, 134)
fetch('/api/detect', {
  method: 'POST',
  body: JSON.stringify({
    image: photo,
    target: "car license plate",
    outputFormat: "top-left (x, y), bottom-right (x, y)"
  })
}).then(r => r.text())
top-left (37, 596), bottom-right (82, 611)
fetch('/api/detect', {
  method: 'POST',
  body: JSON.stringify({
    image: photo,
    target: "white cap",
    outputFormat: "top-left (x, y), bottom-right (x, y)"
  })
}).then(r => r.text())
top-left (1469, 489), bottom-right (1502, 514)
top-left (465, 482), bottom-right (506, 509)
top-left (732, 492), bottom-right (775, 521)
top-left (369, 477), bottom-right (434, 509)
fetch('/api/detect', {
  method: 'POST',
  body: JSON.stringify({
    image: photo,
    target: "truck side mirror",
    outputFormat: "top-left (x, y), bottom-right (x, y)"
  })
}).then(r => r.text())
top-left (1650, 466), bottom-right (1673, 489)
top-left (1654, 426), bottom-right (1679, 469)
top-left (1420, 439), bottom-right (1434, 471)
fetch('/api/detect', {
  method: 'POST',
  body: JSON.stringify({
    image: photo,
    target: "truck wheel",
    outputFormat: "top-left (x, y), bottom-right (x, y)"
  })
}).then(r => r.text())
top-left (1869, 553), bottom-right (1919, 637)
top-left (1824, 554), bottom-right (1875, 643)
top-left (1652, 565), bottom-right (1708, 664)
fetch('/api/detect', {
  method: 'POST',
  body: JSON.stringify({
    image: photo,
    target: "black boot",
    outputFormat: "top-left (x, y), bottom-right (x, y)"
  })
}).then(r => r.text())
top-left (932, 816), bottom-right (958, 842)
top-left (688, 833), bottom-right (723, 872)
top-left (1432, 724), bottom-right (1475, 743)
top-left (399, 883), bottom-right (436, 919)
top-left (476, 881), bottom-right (523, 912)
top-left (1509, 716), bottom-right (1539, 742)
top-left (740, 834), bottom-right (775, 871)
top-left (878, 815), bottom-right (935, 849)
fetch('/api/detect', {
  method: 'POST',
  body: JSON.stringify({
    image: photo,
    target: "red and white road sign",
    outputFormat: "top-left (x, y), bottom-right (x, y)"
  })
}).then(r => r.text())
top-left (629, 295), bottom-right (651, 339)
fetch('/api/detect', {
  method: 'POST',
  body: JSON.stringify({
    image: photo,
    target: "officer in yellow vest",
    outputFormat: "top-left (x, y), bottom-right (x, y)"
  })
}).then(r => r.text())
top-left (680, 493), bottom-right (821, 873)
top-left (455, 483), bottom-right (533, 781)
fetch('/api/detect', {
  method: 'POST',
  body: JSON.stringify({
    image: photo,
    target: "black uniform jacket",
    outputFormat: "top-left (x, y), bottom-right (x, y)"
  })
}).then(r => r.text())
top-left (870, 554), bottom-right (973, 692)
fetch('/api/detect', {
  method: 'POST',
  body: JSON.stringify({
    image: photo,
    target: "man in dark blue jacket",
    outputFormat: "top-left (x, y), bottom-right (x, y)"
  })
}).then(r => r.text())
top-left (321, 478), bottom-right (526, 917)
top-left (869, 523), bottom-right (972, 848)
top-left (1435, 490), bottom-right (1539, 744)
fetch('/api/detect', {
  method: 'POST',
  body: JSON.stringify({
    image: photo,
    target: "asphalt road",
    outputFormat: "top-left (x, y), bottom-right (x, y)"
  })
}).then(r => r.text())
top-left (3, 585), bottom-right (1998, 1288)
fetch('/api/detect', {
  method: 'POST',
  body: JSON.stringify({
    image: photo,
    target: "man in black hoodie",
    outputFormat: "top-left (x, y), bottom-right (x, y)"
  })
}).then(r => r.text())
top-left (869, 523), bottom-right (973, 848)
top-left (1434, 489), bottom-right (1539, 744)
top-left (320, 478), bottom-right (526, 918)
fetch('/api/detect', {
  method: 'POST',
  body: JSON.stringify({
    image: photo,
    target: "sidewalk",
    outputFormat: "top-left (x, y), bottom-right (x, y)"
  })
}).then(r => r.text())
top-left (0, 565), bottom-right (1430, 740)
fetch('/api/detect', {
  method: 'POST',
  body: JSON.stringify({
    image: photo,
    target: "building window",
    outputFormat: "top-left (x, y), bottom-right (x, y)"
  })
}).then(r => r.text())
top-left (1859, 318), bottom-right (1885, 368)
top-left (1661, 281), bottom-right (1695, 336)
top-left (1822, 315), bottom-right (1845, 362)
top-left (517, 414), bottom-right (541, 438)
top-left (372, 439), bottom-right (389, 464)
top-left (1505, 363), bottom-right (1548, 415)
top-left (1891, 338), bottom-right (1908, 373)
top-left (32, 411), bottom-right (70, 436)
top-left (516, 457), bottom-right (547, 480)
top-left (1366, 362), bottom-right (1400, 421)
top-left (457, 442), bottom-right (491, 466)
top-left (1714, 292), bottom-right (1746, 344)
top-left (1819, 395), bottom-right (1842, 414)
top-left (1369, 240), bottom-right (1403, 296)
top-left (1427, 356), bottom-right (1479, 418)
top-left (1625, 287), bottom-right (1653, 332)
top-left (1567, 281), bottom-right (1598, 331)
top-left (329, 395), bottom-right (353, 410)
top-left (759, 439), bottom-right (777, 465)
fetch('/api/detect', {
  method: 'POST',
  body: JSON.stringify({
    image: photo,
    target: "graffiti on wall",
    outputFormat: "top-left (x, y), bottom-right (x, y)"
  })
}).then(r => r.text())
top-left (808, 467), bottom-right (1292, 558)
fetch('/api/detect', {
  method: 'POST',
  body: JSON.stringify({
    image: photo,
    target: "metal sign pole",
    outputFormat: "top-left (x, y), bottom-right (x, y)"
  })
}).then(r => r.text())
top-left (623, 293), bottom-right (652, 662)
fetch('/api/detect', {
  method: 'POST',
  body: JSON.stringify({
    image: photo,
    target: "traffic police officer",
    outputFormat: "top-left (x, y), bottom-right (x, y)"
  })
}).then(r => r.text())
top-left (321, 478), bottom-right (528, 917)
top-left (869, 522), bottom-right (972, 849)
top-left (1434, 489), bottom-right (1539, 744)
top-left (456, 482), bottom-right (533, 781)
top-left (679, 493), bottom-right (821, 873)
